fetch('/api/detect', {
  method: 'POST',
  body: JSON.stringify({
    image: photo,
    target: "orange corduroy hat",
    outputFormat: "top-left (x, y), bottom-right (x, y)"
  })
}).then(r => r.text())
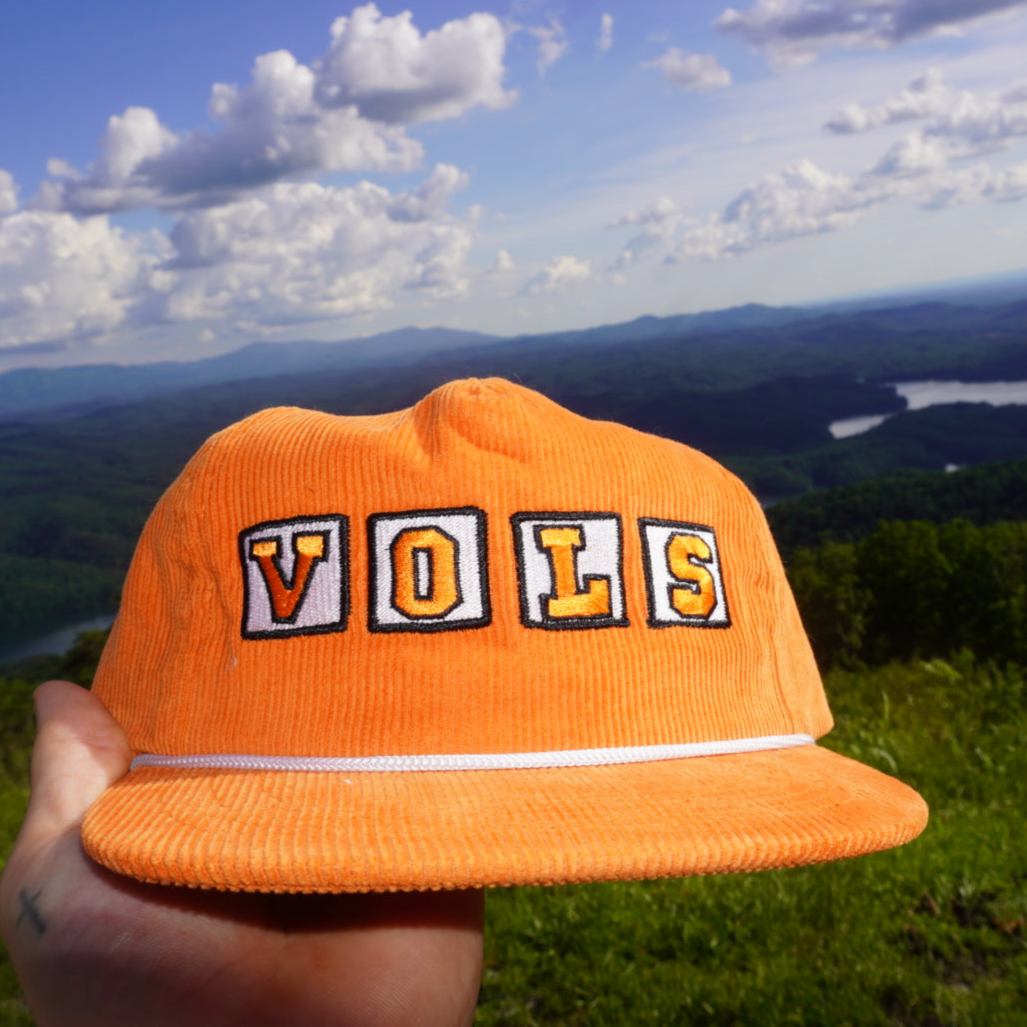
top-left (82, 377), bottom-right (927, 893)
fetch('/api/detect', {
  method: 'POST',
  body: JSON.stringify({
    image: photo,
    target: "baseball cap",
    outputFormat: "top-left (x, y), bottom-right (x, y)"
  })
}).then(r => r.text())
top-left (82, 377), bottom-right (927, 892)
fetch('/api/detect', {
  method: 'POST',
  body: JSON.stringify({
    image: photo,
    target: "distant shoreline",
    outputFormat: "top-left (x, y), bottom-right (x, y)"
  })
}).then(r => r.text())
top-left (0, 613), bottom-right (114, 665)
top-left (829, 378), bottom-right (1027, 439)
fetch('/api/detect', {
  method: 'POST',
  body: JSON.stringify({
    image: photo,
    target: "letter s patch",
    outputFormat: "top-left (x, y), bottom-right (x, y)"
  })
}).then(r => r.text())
top-left (639, 518), bottom-right (730, 628)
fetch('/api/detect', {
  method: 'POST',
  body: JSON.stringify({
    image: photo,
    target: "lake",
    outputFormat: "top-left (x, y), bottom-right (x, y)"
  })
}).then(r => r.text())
top-left (0, 613), bottom-right (115, 665)
top-left (829, 380), bottom-right (1027, 439)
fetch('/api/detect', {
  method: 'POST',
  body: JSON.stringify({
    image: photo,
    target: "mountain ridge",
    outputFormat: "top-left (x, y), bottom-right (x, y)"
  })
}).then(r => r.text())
top-left (0, 302), bottom-right (839, 423)
top-left (3, 291), bottom-right (1027, 427)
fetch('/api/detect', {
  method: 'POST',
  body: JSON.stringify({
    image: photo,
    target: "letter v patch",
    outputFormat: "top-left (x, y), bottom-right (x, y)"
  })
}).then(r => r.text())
top-left (240, 515), bottom-right (349, 639)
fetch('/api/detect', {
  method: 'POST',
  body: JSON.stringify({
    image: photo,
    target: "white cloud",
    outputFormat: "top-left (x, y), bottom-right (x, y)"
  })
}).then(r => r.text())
top-left (987, 160), bottom-right (1027, 200)
top-left (716, 0), bottom-right (1027, 69)
top-left (673, 158), bottom-right (891, 260)
top-left (645, 48), bottom-right (732, 91)
top-left (829, 69), bottom-right (1027, 185)
top-left (528, 19), bottom-right (569, 75)
top-left (825, 68), bottom-right (953, 132)
top-left (520, 255), bottom-right (593, 295)
top-left (488, 248), bottom-right (515, 273)
top-left (611, 70), bottom-right (1027, 266)
top-left (828, 69), bottom-right (1027, 156)
top-left (164, 166), bottom-right (474, 324)
top-left (37, 105), bottom-right (185, 213)
top-left (0, 211), bottom-right (168, 347)
top-left (926, 79), bottom-right (1027, 153)
top-left (0, 171), bottom-right (17, 216)
top-left (0, 165), bottom-right (475, 348)
top-left (385, 163), bottom-right (470, 221)
top-left (607, 196), bottom-right (685, 230)
top-left (869, 132), bottom-right (950, 177)
top-left (606, 196), bottom-right (685, 268)
top-left (45, 158), bottom-right (79, 179)
top-left (98, 106), bottom-right (180, 185)
top-left (918, 162), bottom-right (995, 207)
top-left (598, 13), bottom-right (614, 52)
top-left (913, 157), bottom-right (1027, 207)
top-left (35, 5), bottom-right (512, 215)
top-left (315, 4), bottom-right (514, 123)
top-left (1005, 80), bottom-right (1027, 103)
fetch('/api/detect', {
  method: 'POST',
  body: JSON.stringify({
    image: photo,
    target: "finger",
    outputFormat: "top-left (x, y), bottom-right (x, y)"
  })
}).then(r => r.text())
top-left (261, 883), bottom-right (485, 933)
top-left (23, 681), bottom-right (132, 837)
top-left (329, 889), bottom-right (485, 1027)
top-left (265, 889), bottom-right (485, 1027)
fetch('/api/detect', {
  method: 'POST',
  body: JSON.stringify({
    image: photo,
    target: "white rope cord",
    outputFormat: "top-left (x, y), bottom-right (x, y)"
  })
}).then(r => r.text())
top-left (131, 733), bottom-right (815, 773)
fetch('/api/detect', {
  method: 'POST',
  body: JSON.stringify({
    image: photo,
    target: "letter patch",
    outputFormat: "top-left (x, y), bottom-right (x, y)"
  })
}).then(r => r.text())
top-left (240, 515), bottom-right (349, 638)
top-left (639, 518), bottom-right (730, 628)
top-left (368, 508), bottom-right (491, 632)
top-left (512, 512), bottom-right (628, 629)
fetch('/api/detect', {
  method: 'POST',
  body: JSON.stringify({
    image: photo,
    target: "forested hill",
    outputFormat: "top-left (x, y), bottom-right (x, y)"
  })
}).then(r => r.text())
top-left (4, 288), bottom-right (1027, 653)
top-left (767, 459), bottom-right (1027, 556)
top-left (764, 458), bottom-right (1027, 669)
top-left (5, 294), bottom-right (1027, 425)
top-left (0, 304), bottom-right (813, 422)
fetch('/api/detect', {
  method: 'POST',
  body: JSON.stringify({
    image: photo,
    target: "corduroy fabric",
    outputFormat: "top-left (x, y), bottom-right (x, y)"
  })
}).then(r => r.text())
top-left (82, 378), bottom-right (927, 892)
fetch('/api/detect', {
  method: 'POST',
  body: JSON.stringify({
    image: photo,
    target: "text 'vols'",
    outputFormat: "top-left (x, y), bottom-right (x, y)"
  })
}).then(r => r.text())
top-left (239, 508), bottom-right (729, 639)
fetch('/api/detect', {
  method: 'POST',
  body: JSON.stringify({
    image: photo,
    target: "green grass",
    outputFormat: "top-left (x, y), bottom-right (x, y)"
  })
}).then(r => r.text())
top-left (476, 656), bottom-right (1027, 1026)
top-left (0, 655), bottom-right (1023, 1025)
top-left (0, 676), bottom-right (36, 1027)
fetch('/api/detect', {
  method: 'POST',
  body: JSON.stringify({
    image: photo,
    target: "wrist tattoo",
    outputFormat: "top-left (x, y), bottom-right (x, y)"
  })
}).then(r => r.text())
top-left (15, 889), bottom-right (46, 936)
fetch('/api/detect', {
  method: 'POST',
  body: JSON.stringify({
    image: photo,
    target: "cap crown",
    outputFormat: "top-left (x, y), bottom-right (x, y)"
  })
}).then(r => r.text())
top-left (94, 378), bottom-right (832, 759)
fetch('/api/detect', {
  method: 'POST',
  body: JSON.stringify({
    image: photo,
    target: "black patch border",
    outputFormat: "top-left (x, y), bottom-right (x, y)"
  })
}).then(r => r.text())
top-left (367, 507), bottom-right (492, 634)
top-left (511, 511), bottom-right (630, 631)
top-left (239, 514), bottom-right (350, 640)
top-left (638, 517), bottom-right (731, 629)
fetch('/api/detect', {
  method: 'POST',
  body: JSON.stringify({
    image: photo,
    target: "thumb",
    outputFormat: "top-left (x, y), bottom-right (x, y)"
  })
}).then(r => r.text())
top-left (23, 681), bottom-right (132, 838)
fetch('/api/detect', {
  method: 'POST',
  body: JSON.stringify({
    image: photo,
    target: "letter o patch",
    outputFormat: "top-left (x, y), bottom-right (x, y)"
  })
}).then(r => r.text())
top-left (368, 508), bottom-right (491, 632)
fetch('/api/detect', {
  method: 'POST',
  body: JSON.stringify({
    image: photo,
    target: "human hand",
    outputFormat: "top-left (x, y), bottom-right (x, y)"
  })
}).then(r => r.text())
top-left (1, 681), bottom-right (484, 1027)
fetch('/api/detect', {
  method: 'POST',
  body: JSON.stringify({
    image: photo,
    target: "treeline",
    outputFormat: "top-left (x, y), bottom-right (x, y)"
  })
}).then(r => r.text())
top-left (732, 402), bottom-right (1027, 499)
top-left (771, 460), bottom-right (1027, 670)
top-left (767, 457), bottom-right (1027, 556)
top-left (8, 354), bottom-right (1027, 648)
top-left (0, 366), bottom-right (887, 648)
top-left (787, 518), bottom-right (1027, 669)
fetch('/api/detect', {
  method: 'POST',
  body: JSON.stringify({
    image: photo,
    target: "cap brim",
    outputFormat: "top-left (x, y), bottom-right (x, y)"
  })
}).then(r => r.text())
top-left (81, 744), bottom-right (927, 893)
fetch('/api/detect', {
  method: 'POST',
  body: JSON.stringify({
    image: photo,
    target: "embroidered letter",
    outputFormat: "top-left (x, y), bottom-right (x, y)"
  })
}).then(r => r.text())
top-left (537, 526), bottom-right (611, 619)
top-left (240, 516), bottom-right (349, 639)
top-left (250, 534), bottom-right (326, 622)
top-left (512, 513), bottom-right (628, 629)
top-left (667, 533), bottom-right (716, 619)
top-left (368, 508), bottom-right (490, 632)
top-left (391, 527), bottom-right (460, 619)
top-left (639, 518), bottom-right (730, 628)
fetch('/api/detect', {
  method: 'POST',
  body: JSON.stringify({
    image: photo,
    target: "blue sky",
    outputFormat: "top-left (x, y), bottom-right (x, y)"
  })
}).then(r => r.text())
top-left (2, 0), bottom-right (1027, 368)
